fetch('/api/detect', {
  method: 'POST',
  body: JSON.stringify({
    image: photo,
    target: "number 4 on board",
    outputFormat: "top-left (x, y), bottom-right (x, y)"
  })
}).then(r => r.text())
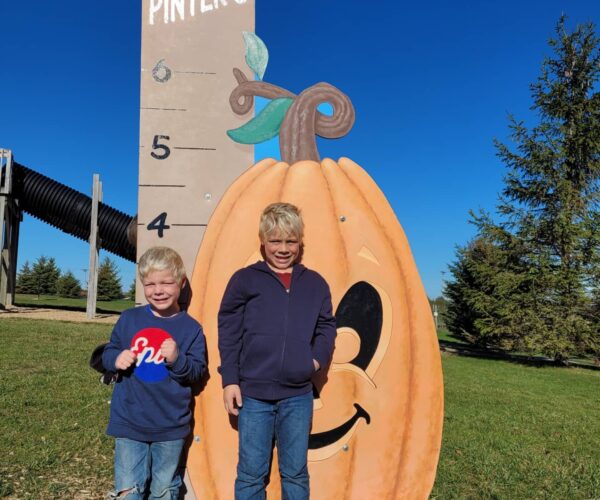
top-left (147, 212), bottom-right (170, 238)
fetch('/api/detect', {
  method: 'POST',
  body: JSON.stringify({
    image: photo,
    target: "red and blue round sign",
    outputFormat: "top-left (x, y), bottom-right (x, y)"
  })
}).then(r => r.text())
top-left (130, 327), bottom-right (172, 382)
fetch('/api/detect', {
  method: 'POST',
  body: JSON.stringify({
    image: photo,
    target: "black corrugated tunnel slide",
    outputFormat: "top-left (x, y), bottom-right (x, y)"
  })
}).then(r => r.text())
top-left (7, 162), bottom-right (136, 262)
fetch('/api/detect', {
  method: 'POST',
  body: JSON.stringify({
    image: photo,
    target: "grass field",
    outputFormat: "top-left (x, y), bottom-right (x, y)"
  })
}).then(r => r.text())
top-left (0, 318), bottom-right (114, 498)
top-left (437, 328), bottom-right (468, 344)
top-left (14, 294), bottom-right (134, 313)
top-left (430, 355), bottom-right (599, 498)
top-left (0, 317), bottom-right (598, 498)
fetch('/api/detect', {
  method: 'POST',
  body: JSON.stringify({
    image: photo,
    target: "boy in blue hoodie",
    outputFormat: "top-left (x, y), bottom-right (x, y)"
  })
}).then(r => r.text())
top-left (218, 202), bottom-right (337, 500)
top-left (102, 246), bottom-right (206, 499)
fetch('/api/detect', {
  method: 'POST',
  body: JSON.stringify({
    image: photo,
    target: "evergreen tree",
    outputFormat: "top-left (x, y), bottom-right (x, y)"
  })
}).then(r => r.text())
top-left (445, 18), bottom-right (600, 361)
top-left (56, 271), bottom-right (82, 298)
top-left (15, 261), bottom-right (36, 294)
top-left (31, 256), bottom-right (61, 295)
top-left (444, 234), bottom-right (528, 347)
top-left (97, 257), bottom-right (123, 300)
top-left (128, 278), bottom-right (137, 301)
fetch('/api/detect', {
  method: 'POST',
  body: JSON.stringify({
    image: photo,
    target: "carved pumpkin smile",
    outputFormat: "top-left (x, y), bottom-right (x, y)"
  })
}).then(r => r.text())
top-left (309, 403), bottom-right (370, 449)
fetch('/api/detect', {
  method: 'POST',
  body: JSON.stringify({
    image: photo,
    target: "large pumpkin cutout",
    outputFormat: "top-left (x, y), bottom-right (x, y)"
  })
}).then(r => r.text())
top-left (187, 45), bottom-right (443, 499)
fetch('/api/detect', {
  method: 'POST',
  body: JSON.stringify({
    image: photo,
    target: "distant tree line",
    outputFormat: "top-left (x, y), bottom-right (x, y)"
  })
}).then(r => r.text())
top-left (16, 255), bottom-right (130, 301)
top-left (443, 18), bottom-right (599, 362)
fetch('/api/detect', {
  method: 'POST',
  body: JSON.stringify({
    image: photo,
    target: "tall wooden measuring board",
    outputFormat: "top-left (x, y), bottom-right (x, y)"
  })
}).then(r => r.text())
top-left (138, 0), bottom-right (254, 302)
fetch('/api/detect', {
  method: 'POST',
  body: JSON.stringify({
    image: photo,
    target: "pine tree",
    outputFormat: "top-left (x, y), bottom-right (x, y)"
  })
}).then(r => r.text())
top-left (445, 18), bottom-right (600, 361)
top-left (31, 256), bottom-right (61, 295)
top-left (56, 271), bottom-right (82, 298)
top-left (16, 261), bottom-right (36, 294)
top-left (128, 278), bottom-right (137, 301)
top-left (97, 257), bottom-right (123, 300)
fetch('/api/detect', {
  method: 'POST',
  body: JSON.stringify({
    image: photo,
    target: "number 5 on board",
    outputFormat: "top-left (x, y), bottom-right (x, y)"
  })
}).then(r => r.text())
top-left (151, 135), bottom-right (171, 160)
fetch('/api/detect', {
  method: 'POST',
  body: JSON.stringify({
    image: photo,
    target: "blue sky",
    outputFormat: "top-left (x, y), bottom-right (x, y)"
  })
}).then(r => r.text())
top-left (1, 1), bottom-right (598, 298)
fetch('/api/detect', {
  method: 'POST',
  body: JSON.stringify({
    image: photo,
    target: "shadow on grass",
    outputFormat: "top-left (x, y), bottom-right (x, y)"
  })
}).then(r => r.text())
top-left (439, 339), bottom-right (600, 371)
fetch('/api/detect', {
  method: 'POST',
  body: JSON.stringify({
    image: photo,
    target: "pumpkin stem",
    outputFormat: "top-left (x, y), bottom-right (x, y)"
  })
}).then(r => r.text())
top-left (279, 83), bottom-right (355, 163)
top-left (230, 68), bottom-right (296, 115)
top-left (229, 70), bottom-right (355, 163)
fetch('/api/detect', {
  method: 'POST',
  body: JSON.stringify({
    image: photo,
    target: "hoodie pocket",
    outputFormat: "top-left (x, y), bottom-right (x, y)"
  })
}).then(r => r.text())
top-left (240, 334), bottom-right (283, 381)
top-left (280, 338), bottom-right (314, 386)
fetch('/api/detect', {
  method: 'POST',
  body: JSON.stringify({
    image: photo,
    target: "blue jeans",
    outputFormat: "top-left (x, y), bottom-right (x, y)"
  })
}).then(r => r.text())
top-left (235, 391), bottom-right (313, 500)
top-left (110, 437), bottom-right (184, 499)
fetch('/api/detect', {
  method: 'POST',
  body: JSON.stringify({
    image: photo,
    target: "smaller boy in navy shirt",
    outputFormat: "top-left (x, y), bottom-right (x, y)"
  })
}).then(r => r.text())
top-left (218, 203), bottom-right (337, 500)
top-left (102, 246), bottom-right (206, 499)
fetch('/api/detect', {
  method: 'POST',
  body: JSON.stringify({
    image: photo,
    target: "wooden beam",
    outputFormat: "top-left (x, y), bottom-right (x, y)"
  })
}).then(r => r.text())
top-left (86, 174), bottom-right (102, 319)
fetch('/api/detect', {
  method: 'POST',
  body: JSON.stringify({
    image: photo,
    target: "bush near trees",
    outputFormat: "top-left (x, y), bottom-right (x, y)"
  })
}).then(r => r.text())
top-left (97, 257), bottom-right (123, 300)
top-left (444, 18), bottom-right (600, 362)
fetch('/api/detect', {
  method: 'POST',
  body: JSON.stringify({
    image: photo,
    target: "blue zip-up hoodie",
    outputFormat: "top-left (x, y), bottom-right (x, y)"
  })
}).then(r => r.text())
top-left (102, 306), bottom-right (206, 441)
top-left (218, 261), bottom-right (336, 400)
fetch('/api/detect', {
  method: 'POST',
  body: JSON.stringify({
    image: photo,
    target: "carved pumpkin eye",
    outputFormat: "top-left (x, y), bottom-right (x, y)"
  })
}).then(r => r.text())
top-left (335, 281), bottom-right (382, 371)
top-left (308, 282), bottom-right (383, 451)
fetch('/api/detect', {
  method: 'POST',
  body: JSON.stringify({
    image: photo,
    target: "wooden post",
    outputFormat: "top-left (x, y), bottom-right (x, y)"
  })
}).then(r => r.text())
top-left (86, 174), bottom-right (102, 319)
top-left (0, 149), bottom-right (21, 309)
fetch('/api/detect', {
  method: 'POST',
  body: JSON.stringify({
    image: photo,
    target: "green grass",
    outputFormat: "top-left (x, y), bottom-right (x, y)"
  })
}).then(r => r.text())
top-left (1, 317), bottom-right (599, 498)
top-left (431, 354), bottom-right (600, 499)
top-left (0, 318), bottom-right (114, 498)
top-left (437, 328), bottom-right (469, 344)
top-left (14, 294), bottom-right (134, 313)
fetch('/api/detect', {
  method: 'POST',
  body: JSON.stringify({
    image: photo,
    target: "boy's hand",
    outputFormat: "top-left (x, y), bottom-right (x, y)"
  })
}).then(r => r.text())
top-left (115, 349), bottom-right (137, 370)
top-left (160, 338), bottom-right (179, 364)
top-left (223, 384), bottom-right (242, 416)
top-left (313, 359), bottom-right (320, 372)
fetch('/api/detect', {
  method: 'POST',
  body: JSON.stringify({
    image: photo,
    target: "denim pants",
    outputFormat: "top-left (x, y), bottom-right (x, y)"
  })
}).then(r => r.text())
top-left (235, 391), bottom-right (313, 500)
top-left (110, 437), bottom-right (185, 499)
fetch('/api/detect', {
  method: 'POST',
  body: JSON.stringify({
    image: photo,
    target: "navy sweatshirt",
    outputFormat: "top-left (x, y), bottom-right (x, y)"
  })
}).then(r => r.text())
top-left (218, 261), bottom-right (337, 400)
top-left (102, 306), bottom-right (206, 442)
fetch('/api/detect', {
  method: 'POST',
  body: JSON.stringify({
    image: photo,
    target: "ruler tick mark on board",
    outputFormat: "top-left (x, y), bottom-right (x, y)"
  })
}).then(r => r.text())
top-left (174, 147), bottom-right (216, 151)
top-left (139, 184), bottom-right (186, 188)
top-left (172, 224), bottom-right (208, 227)
top-left (142, 68), bottom-right (216, 75)
top-left (141, 144), bottom-right (216, 151)
top-left (175, 70), bottom-right (217, 75)
top-left (141, 107), bottom-right (187, 111)
top-left (137, 223), bottom-right (207, 227)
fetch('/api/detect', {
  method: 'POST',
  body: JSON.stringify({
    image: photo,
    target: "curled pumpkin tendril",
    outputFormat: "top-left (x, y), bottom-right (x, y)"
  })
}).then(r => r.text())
top-left (229, 69), bottom-right (355, 163)
top-left (230, 68), bottom-right (294, 115)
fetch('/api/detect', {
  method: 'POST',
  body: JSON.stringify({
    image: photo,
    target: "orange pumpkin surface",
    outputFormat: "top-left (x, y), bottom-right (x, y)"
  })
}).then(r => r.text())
top-left (186, 156), bottom-right (444, 499)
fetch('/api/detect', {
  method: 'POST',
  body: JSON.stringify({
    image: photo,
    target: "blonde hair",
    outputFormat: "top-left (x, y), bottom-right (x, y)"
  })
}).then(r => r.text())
top-left (259, 203), bottom-right (304, 241)
top-left (138, 246), bottom-right (186, 283)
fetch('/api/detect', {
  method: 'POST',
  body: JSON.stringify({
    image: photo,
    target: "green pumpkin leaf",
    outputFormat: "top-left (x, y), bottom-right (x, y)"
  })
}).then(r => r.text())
top-left (227, 97), bottom-right (293, 144)
top-left (243, 31), bottom-right (268, 80)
